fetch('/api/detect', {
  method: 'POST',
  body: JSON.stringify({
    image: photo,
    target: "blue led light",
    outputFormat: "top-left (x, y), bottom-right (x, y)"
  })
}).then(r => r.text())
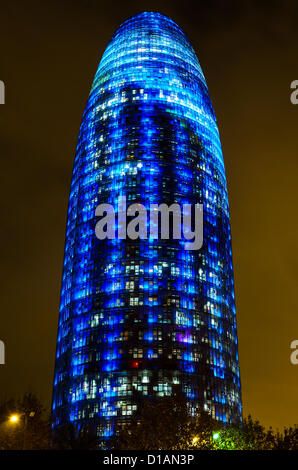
top-left (52, 12), bottom-right (242, 442)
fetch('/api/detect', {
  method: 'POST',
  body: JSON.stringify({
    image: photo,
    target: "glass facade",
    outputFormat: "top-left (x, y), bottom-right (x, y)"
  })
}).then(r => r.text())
top-left (52, 12), bottom-right (242, 441)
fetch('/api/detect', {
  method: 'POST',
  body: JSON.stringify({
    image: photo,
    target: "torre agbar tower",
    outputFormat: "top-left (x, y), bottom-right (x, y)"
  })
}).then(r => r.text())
top-left (52, 12), bottom-right (242, 439)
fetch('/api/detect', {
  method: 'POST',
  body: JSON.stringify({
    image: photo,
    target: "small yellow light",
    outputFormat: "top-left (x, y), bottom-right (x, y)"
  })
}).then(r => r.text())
top-left (192, 436), bottom-right (199, 444)
top-left (9, 415), bottom-right (19, 423)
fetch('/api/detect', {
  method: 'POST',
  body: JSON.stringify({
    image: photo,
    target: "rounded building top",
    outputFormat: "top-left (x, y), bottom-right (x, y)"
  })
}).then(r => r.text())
top-left (93, 11), bottom-right (207, 90)
top-left (88, 11), bottom-right (224, 179)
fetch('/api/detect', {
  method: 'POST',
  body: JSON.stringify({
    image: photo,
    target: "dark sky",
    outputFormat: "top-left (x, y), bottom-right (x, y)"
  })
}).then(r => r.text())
top-left (1, 0), bottom-right (298, 430)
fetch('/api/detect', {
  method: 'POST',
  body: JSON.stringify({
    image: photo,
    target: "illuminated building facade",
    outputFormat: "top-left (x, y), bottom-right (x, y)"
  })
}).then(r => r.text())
top-left (52, 12), bottom-right (242, 440)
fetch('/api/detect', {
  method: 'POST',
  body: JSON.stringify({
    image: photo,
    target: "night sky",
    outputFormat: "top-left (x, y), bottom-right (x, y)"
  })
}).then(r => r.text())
top-left (1, 0), bottom-right (298, 430)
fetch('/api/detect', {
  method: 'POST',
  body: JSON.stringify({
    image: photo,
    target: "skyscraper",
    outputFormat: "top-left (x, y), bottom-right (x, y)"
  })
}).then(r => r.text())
top-left (52, 12), bottom-right (242, 441)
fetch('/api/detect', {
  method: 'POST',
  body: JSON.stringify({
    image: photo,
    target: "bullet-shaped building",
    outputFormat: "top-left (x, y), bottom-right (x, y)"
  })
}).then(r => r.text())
top-left (52, 12), bottom-right (242, 440)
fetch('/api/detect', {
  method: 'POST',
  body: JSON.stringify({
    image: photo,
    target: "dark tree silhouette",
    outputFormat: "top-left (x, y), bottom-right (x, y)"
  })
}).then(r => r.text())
top-left (112, 394), bottom-right (297, 450)
top-left (0, 393), bottom-right (51, 450)
top-left (0, 391), bottom-right (297, 450)
top-left (52, 421), bottom-right (99, 450)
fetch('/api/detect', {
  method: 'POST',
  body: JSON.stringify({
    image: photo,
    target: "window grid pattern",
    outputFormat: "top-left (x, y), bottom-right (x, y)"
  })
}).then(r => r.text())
top-left (52, 12), bottom-right (242, 440)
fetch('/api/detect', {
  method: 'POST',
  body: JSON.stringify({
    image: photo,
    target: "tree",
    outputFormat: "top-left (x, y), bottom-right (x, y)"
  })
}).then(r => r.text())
top-left (0, 392), bottom-right (51, 450)
top-left (176, 406), bottom-right (221, 450)
top-left (112, 391), bottom-right (190, 450)
top-left (52, 421), bottom-right (99, 450)
top-left (241, 415), bottom-right (276, 450)
top-left (112, 391), bottom-right (224, 450)
top-left (112, 393), bottom-right (298, 451)
top-left (0, 391), bottom-right (296, 450)
top-left (275, 426), bottom-right (298, 450)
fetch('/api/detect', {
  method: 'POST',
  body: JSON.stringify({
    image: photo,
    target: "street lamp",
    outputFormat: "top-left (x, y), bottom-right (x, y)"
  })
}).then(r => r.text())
top-left (8, 411), bottom-right (36, 449)
top-left (212, 432), bottom-right (220, 440)
top-left (9, 415), bottom-right (20, 423)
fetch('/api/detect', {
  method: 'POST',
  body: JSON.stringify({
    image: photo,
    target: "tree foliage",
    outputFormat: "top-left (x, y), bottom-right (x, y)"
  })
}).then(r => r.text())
top-left (112, 391), bottom-right (190, 450)
top-left (0, 392), bottom-right (297, 450)
top-left (52, 421), bottom-right (98, 450)
top-left (0, 393), bottom-right (51, 450)
top-left (112, 394), bottom-right (298, 451)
